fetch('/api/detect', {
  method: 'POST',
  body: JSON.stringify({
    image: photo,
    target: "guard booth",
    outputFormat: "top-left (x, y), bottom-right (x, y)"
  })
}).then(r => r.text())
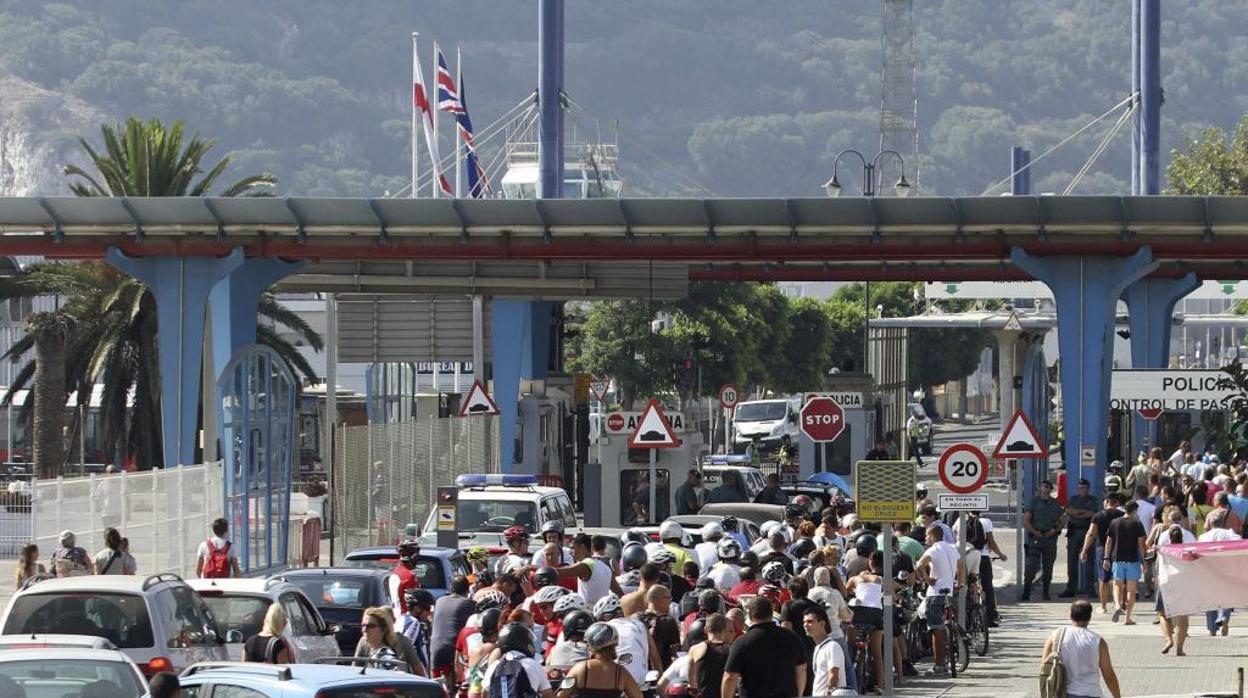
top-left (798, 373), bottom-right (877, 484)
top-left (582, 410), bottom-right (706, 527)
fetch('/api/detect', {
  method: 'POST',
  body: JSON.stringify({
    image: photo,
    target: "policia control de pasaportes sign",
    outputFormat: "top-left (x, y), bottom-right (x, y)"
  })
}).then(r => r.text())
top-left (855, 460), bottom-right (917, 523)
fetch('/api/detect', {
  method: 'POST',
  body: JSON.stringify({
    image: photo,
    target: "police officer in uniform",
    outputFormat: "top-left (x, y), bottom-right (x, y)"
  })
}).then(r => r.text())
top-left (1022, 479), bottom-right (1066, 601)
top-left (1060, 478), bottom-right (1099, 598)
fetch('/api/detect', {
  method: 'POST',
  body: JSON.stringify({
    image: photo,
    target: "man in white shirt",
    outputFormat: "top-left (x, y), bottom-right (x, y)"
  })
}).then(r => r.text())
top-left (803, 605), bottom-right (851, 695)
top-left (555, 534), bottom-right (621, 605)
top-left (916, 525), bottom-right (964, 676)
top-left (481, 624), bottom-right (554, 698)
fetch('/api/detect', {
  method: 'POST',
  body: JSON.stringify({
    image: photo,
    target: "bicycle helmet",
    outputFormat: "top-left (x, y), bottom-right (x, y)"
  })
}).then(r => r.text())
top-left (649, 548), bottom-right (677, 566)
top-left (552, 592), bottom-right (588, 616)
top-left (791, 494), bottom-right (815, 514)
top-left (476, 589), bottom-right (508, 611)
top-left (396, 539), bottom-right (420, 562)
top-left (784, 504), bottom-right (807, 521)
top-left (618, 569), bottom-right (642, 589)
top-left (1108, 460), bottom-right (1124, 473)
top-left (759, 584), bottom-right (782, 602)
top-left (503, 525), bottom-right (529, 542)
top-left (497, 621), bottom-right (536, 658)
top-left (584, 622), bottom-right (619, 653)
top-left (854, 535), bottom-right (878, 559)
top-left (466, 546), bottom-right (489, 563)
top-left (404, 588), bottom-right (435, 610)
top-left (760, 521), bottom-right (780, 538)
top-left (659, 520), bottom-right (683, 542)
top-left (761, 560), bottom-right (787, 583)
top-left (700, 521), bottom-right (724, 541)
top-left (720, 515), bottom-right (739, 532)
top-left (739, 551), bottom-right (759, 570)
top-left (479, 607), bottom-right (503, 637)
top-left (533, 566), bottom-right (559, 589)
top-left (915, 482), bottom-right (928, 496)
top-left (792, 539), bottom-right (817, 560)
top-left (716, 538), bottom-right (741, 561)
top-left (697, 589), bottom-right (723, 614)
top-left (534, 584), bottom-right (570, 604)
top-left (592, 593), bottom-right (623, 620)
top-left (620, 543), bottom-right (648, 571)
top-left (541, 519), bottom-right (565, 539)
top-left (620, 529), bottom-right (649, 546)
top-left (562, 609), bottom-right (594, 641)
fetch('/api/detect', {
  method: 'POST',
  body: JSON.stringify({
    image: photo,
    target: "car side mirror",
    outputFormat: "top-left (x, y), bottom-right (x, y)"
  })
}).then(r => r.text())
top-left (224, 629), bottom-right (245, 644)
top-left (322, 622), bottom-right (341, 636)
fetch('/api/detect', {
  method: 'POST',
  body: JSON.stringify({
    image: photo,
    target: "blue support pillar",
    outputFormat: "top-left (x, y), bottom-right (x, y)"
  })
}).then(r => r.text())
top-left (106, 248), bottom-right (244, 468)
top-left (1131, 0), bottom-right (1141, 195)
top-left (1139, 0), bottom-right (1161, 194)
top-left (1122, 273), bottom-right (1199, 456)
top-left (209, 257), bottom-right (303, 381)
top-left (491, 299), bottom-right (553, 474)
top-left (1011, 147), bottom-right (1031, 196)
top-left (1020, 340), bottom-right (1051, 501)
top-left (1011, 247), bottom-right (1157, 497)
top-left (537, 0), bottom-right (565, 199)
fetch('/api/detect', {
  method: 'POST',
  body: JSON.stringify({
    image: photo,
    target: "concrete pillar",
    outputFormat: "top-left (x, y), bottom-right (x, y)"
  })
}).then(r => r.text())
top-left (208, 258), bottom-right (303, 383)
top-left (491, 299), bottom-right (554, 473)
top-left (106, 248), bottom-right (244, 468)
top-left (1122, 273), bottom-right (1199, 455)
top-left (1011, 247), bottom-right (1157, 497)
top-left (993, 329), bottom-right (1021, 429)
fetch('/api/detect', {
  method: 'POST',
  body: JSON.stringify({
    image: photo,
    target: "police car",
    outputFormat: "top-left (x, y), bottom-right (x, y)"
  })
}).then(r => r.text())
top-left (418, 474), bottom-right (577, 548)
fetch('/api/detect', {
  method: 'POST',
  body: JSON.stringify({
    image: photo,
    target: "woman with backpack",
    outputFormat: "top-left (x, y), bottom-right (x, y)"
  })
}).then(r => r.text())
top-left (244, 604), bottom-right (293, 663)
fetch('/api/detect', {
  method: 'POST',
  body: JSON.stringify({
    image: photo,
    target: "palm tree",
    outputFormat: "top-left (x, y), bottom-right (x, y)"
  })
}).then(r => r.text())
top-left (26, 312), bottom-right (70, 479)
top-left (0, 117), bottom-right (318, 473)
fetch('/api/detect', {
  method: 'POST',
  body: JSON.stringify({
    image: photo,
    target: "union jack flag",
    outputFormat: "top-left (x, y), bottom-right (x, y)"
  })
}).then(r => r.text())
top-left (436, 48), bottom-right (492, 197)
top-left (435, 52), bottom-right (463, 114)
top-left (414, 44), bottom-right (452, 196)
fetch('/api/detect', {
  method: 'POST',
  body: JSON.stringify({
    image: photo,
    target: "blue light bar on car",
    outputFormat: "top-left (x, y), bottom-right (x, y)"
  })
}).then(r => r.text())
top-left (704, 455), bottom-right (752, 465)
top-left (455, 474), bottom-right (540, 488)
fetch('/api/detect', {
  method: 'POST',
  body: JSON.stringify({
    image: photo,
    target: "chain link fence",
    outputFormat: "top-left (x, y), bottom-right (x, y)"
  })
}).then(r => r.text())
top-left (31, 463), bottom-right (224, 579)
top-left (332, 415), bottom-right (497, 557)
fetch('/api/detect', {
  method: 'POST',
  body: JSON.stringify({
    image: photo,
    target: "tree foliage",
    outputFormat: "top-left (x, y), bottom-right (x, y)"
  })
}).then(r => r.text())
top-left (1166, 115), bottom-right (1248, 196)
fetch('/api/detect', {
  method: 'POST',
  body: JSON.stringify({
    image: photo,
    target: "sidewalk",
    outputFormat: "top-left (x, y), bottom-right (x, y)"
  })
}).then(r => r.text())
top-left (894, 523), bottom-right (1248, 697)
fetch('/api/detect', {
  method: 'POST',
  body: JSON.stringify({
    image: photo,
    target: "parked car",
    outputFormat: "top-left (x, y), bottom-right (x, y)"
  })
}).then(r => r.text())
top-left (418, 474), bottom-right (577, 549)
top-left (0, 647), bottom-right (148, 698)
top-left (278, 567), bottom-right (392, 655)
top-left (179, 662), bottom-right (445, 698)
top-left (341, 545), bottom-right (471, 597)
top-left (697, 502), bottom-right (788, 528)
top-left (640, 515), bottom-right (763, 547)
top-left (0, 573), bottom-right (228, 676)
top-left (187, 578), bottom-right (341, 663)
top-left (699, 459), bottom-right (768, 501)
top-left (0, 633), bottom-right (123, 650)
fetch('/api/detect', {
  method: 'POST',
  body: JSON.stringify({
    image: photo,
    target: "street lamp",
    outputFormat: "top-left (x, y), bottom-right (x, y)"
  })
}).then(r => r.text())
top-left (823, 149), bottom-right (912, 198)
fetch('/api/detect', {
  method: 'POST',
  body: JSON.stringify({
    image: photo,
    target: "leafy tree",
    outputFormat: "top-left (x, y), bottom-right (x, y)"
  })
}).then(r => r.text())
top-left (767, 297), bottom-right (833, 393)
top-left (566, 299), bottom-right (673, 408)
top-left (0, 118), bottom-right (314, 472)
top-left (1166, 115), bottom-right (1248, 195)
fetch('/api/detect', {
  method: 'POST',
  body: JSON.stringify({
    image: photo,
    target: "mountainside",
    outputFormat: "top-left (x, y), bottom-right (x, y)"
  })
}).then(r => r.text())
top-left (0, 1), bottom-right (1243, 197)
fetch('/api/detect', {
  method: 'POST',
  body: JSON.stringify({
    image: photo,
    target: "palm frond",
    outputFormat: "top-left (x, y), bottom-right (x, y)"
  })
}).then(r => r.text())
top-left (258, 295), bottom-right (324, 351)
top-left (221, 173), bottom-right (278, 198)
top-left (257, 325), bottom-right (318, 382)
top-left (0, 361), bottom-right (35, 407)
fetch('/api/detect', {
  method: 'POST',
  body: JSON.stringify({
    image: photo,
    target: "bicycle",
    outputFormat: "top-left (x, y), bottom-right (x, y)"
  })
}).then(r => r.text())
top-left (849, 621), bottom-right (879, 694)
top-left (939, 590), bottom-right (971, 677)
top-left (965, 572), bottom-right (990, 656)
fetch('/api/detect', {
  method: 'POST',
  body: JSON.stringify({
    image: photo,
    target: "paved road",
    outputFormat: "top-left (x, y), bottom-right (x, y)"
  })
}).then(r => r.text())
top-left (891, 420), bottom-right (1248, 697)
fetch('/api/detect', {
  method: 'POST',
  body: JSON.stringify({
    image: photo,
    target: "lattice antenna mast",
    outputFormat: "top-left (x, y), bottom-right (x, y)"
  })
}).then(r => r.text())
top-left (878, 0), bottom-right (918, 193)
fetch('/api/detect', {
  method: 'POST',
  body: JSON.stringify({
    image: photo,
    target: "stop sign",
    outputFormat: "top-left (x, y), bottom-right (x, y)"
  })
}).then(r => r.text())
top-left (1139, 407), bottom-right (1163, 421)
top-left (800, 397), bottom-right (845, 442)
top-left (606, 413), bottom-right (626, 432)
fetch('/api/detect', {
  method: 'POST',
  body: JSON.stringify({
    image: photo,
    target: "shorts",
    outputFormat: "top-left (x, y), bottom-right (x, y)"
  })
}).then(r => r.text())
top-left (852, 606), bottom-right (884, 630)
top-left (924, 594), bottom-right (948, 627)
top-left (1112, 561), bottom-right (1142, 582)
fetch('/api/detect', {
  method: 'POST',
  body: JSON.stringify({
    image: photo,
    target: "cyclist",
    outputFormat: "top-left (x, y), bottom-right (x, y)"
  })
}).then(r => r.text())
top-left (686, 614), bottom-right (732, 698)
top-left (658, 520), bottom-right (694, 570)
top-left (708, 538), bottom-right (743, 592)
top-left (534, 520), bottom-right (574, 566)
top-left (391, 540), bottom-right (422, 616)
top-left (497, 526), bottom-right (533, 577)
top-left (556, 622), bottom-right (643, 698)
top-left (554, 534), bottom-right (623, 606)
top-left (458, 607), bottom-right (502, 698)
top-left (695, 522), bottom-right (725, 573)
top-left (482, 622), bottom-right (554, 698)
top-left (548, 609), bottom-right (594, 671)
top-left (915, 524), bottom-right (965, 677)
top-left (845, 550), bottom-right (887, 691)
top-left (402, 588), bottom-right (436, 673)
top-left (592, 594), bottom-right (660, 684)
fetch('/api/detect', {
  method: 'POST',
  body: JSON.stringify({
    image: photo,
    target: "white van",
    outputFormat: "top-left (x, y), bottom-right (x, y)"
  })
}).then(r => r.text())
top-left (731, 398), bottom-right (801, 454)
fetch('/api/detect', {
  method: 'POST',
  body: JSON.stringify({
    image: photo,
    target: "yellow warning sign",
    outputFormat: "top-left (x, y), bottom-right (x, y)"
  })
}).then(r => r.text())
top-left (855, 460), bottom-right (916, 523)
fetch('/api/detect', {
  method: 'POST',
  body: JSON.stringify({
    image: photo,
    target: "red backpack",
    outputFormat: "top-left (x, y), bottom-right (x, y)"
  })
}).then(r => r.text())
top-left (203, 540), bottom-right (232, 578)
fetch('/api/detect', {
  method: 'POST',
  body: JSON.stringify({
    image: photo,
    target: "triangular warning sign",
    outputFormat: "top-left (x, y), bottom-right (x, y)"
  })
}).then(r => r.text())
top-left (627, 399), bottom-right (681, 449)
top-left (590, 378), bottom-right (610, 402)
top-left (458, 379), bottom-right (500, 417)
top-left (993, 409), bottom-right (1047, 458)
top-left (1004, 312), bottom-right (1022, 331)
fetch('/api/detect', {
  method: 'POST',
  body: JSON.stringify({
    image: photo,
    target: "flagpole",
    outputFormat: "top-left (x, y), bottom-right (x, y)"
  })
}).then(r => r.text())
top-left (411, 32), bottom-right (419, 198)
top-left (431, 40), bottom-right (441, 199)
top-left (455, 45), bottom-right (464, 199)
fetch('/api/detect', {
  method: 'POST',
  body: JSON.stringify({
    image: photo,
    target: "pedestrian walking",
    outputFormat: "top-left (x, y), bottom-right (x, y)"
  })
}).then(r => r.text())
top-left (721, 597), bottom-right (807, 698)
top-left (1040, 600), bottom-right (1121, 698)
top-left (1104, 501), bottom-right (1147, 625)
top-left (93, 527), bottom-right (126, 575)
top-left (1022, 480), bottom-right (1065, 601)
top-left (1153, 524), bottom-right (1189, 656)
top-left (196, 517), bottom-right (242, 578)
top-left (14, 543), bottom-right (44, 589)
top-left (1196, 508), bottom-right (1240, 636)
top-left (51, 530), bottom-right (92, 577)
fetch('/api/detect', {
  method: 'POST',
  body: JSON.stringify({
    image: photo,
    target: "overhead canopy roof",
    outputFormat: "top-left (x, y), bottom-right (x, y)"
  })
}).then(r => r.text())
top-left (4, 195), bottom-right (1248, 289)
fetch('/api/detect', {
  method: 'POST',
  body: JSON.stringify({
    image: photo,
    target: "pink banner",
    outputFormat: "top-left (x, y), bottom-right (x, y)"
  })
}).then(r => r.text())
top-left (1157, 540), bottom-right (1248, 617)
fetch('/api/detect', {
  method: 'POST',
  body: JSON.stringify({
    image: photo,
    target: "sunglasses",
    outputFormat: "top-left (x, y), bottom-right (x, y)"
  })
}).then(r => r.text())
top-left (361, 623), bottom-right (380, 629)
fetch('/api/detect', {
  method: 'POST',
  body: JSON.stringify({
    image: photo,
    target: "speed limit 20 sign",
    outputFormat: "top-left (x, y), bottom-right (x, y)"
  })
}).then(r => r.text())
top-left (938, 443), bottom-right (989, 494)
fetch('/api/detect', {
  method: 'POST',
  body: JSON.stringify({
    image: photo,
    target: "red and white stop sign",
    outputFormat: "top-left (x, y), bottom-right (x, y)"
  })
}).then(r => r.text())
top-left (1138, 407), bottom-right (1163, 421)
top-left (606, 413), bottom-right (626, 432)
top-left (800, 397), bottom-right (845, 442)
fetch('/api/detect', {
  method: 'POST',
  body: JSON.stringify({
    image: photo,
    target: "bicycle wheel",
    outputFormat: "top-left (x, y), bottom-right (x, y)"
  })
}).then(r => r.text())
top-left (955, 627), bottom-right (971, 673)
top-left (946, 627), bottom-right (958, 678)
top-left (971, 606), bottom-right (990, 656)
top-left (854, 648), bottom-right (870, 693)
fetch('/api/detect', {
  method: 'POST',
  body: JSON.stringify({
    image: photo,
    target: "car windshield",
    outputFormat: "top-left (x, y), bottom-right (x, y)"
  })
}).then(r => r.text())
top-left (734, 402), bottom-right (787, 422)
top-left (455, 500), bottom-right (538, 532)
top-left (198, 595), bottom-right (270, 641)
top-left (3, 593), bottom-right (154, 649)
top-left (0, 658), bottom-right (145, 698)
top-left (287, 577), bottom-right (375, 609)
top-left (319, 686), bottom-right (445, 698)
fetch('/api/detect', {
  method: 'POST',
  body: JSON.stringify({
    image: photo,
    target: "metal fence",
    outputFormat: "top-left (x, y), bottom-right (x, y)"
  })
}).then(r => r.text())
top-left (30, 463), bottom-right (224, 579)
top-left (332, 415), bottom-right (497, 558)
